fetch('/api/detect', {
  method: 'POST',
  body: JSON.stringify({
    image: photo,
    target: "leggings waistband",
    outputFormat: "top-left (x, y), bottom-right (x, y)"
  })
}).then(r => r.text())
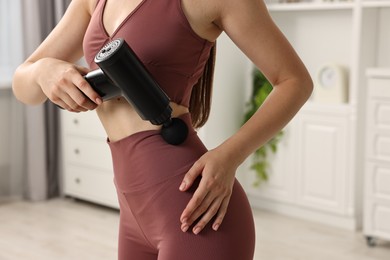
top-left (107, 113), bottom-right (207, 192)
top-left (107, 113), bottom-right (195, 147)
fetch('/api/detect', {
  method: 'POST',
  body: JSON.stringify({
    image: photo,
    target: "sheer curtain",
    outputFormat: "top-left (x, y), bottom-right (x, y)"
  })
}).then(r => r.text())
top-left (20, 0), bottom-right (71, 200)
top-left (0, 1), bottom-right (24, 199)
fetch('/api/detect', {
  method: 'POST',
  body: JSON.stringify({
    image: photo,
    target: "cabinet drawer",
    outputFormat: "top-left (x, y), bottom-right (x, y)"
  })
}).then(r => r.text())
top-left (367, 99), bottom-right (390, 130)
top-left (368, 78), bottom-right (390, 98)
top-left (61, 110), bottom-right (106, 138)
top-left (364, 202), bottom-right (390, 240)
top-left (64, 164), bottom-right (118, 208)
top-left (366, 132), bottom-right (390, 161)
top-left (373, 205), bottom-right (390, 237)
top-left (365, 162), bottom-right (390, 201)
top-left (63, 135), bottom-right (112, 171)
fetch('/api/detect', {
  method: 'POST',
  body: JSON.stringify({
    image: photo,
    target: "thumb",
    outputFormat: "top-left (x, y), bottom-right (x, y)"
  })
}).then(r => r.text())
top-left (179, 161), bottom-right (203, 191)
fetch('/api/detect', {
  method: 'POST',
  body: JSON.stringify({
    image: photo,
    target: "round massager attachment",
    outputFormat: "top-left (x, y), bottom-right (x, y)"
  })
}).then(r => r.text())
top-left (93, 38), bottom-right (188, 145)
top-left (161, 118), bottom-right (189, 145)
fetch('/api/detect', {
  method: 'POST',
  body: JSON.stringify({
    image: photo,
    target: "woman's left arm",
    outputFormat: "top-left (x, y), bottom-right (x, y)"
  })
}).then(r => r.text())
top-left (179, 0), bottom-right (313, 235)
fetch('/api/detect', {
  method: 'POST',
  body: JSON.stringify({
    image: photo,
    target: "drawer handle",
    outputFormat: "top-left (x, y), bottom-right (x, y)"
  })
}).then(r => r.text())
top-left (74, 148), bottom-right (80, 155)
top-left (73, 119), bottom-right (79, 125)
top-left (75, 178), bottom-right (81, 184)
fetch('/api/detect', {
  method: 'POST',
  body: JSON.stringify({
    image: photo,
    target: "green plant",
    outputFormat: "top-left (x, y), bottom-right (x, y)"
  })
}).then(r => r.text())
top-left (243, 69), bottom-right (284, 186)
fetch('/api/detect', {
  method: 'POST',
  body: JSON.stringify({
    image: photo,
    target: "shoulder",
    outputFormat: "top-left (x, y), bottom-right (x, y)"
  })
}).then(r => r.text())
top-left (86, 0), bottom-right (101, 15)
top-left (69, 0), bottom-right (99, 16)
top-left (180, 0), bottom-right (270, 42)
top-left (181, 0), bottom-right (220, 21)
top-left (182, 0), bottom-right (269, 29)
top-left (213, 0), bottom-right (270, 28)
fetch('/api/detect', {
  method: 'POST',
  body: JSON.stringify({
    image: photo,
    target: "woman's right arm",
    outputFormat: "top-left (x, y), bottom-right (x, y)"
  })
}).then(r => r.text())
top-left (12, 0), bottom-right (102, 112)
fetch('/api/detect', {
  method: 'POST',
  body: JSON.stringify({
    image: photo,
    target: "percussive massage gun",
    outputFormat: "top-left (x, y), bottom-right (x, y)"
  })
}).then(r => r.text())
top-left (81, 38), bottom-right (188, 145)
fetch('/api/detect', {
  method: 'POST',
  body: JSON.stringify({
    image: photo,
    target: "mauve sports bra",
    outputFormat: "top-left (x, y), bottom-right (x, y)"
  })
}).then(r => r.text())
top-left (83, 0), bottom-right (215, 107)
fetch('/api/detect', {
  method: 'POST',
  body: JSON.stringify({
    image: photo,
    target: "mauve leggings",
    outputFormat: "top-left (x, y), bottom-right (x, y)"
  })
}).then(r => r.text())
top-left (108, 113), bottom-right (255, 260)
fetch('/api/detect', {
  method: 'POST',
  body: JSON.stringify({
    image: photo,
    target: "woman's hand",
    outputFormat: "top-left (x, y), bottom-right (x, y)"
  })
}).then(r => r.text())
top-left (179, 148), bottom-right (237, 235)
top-left (36, 58), bottom-right (101, 112)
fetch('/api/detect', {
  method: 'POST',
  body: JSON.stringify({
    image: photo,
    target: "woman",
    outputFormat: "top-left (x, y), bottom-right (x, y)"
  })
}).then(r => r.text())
top-left (13, 0), bottom-right (313, 259)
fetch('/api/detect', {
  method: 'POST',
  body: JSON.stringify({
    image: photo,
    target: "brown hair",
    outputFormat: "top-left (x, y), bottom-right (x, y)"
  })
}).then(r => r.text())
top-left (189, 44), bottom-right (216, 128)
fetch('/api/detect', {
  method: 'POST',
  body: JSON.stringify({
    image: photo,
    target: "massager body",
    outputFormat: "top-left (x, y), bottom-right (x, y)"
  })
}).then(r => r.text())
top-left (83, 38), bottom-right (188, 145)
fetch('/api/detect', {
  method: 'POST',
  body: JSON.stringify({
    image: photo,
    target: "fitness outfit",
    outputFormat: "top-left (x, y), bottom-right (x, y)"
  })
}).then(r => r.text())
top-left (83, 0), bottom-right (255, 259)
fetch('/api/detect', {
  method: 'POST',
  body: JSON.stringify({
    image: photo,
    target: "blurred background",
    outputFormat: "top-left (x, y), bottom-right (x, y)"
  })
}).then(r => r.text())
top-left (0, 0), bottom-right (390, 259)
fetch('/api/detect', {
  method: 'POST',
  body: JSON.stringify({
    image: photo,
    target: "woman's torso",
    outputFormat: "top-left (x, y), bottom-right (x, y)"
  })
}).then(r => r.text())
top-left (83, 0), bottom-right (216, 141)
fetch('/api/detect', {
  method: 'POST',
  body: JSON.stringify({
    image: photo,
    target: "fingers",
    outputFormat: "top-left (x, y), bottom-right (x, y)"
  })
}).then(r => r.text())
top-left (190, 196), bottom-right (222, 235)
top-left (57, 88), bottom-right (89, 112)
top-left (75, 65), bottom-right (91, 75)
top-left (179, 161), bottom-right (203, 191)
top-left (180, 178), bottom-right (232, 235)
top-left (179, 151), bottom-right (236, 235)
top-left (180, 184), bottom-right (209, 232)
top-left (195, 197), bottom-right (230, 234)
top-left (51, 66), bottom-right (102, 112)
top-left (68, 77), bottom-right (99, 110)
top-left (74, 67), bottom-right (102, 106)
top-left (52, 91), bottom-right (85, 112)
top-left (212, 197), bottom-right (230, 231)
top-left (181, 193), bottom-right (230, 235)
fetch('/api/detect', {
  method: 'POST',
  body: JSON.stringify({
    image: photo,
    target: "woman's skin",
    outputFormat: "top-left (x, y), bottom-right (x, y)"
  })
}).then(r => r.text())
top-left (12, 0), bottom-right (313, 235)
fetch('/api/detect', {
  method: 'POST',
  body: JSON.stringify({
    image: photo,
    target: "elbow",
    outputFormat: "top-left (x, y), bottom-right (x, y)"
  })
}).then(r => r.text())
top-left (274, 70), bottom-right (314, 103)
top-left (302, 74), bottom-right (314, 101)
top-left (292, 67), bottom-right (313, 103)
top-left (12, 85), bottom-right (46, 107)
top-left (12, 70), bottom-right (28, 105)
top-left (12, 70), bottom-right (25, 104)
top-left (12, 66), bottom-right (47, 106)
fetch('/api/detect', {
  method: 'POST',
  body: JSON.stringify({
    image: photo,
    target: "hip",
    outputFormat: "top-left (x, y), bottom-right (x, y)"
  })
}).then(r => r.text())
top-left (107, 113), bottom-right (207, 193)
top-left (97, 98), bottom-right (189, 142)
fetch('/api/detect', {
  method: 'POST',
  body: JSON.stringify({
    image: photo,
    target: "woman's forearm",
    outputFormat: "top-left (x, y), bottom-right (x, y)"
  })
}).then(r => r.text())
top-left (217, 77), bottom-right (313, 169)
top-left (12, 57), bottom-right (96, 112)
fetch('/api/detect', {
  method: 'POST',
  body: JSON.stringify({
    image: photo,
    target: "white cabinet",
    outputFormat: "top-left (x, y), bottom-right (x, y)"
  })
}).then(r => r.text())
top-left (60, 110), bottom-right (118, 208)
top-left (295, 110), bottom-right (349, 215)
top-left (244, 0), bottom-right (390, 230)
top-left (247, 106), bottom-right (357, 229)
top-left (363, 69), bottom-right (390, 246)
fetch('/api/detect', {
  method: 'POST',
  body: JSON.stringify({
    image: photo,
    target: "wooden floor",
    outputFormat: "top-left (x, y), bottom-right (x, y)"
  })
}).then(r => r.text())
top-left (0, 197), bottom-right (389, 260)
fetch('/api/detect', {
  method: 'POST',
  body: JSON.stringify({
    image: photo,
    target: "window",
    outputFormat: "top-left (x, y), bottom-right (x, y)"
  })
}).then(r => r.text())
top-left (0, 0), bottom-right (23, 87)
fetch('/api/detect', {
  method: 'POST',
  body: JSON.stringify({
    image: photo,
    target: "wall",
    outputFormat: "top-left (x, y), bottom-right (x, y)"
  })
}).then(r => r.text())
top-left (377, 9), bottom-right (390, 67)
top-left (200, 33), bottom-right (251, 149)
top-left (198, 32), bottom-right (252, 183)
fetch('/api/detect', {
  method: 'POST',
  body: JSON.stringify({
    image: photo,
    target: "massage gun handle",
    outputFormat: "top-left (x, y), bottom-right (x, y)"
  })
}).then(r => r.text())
top-left (84, 69), bottom-right (121, 101)
top-left (55, 69), bottom-right (117, 109)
